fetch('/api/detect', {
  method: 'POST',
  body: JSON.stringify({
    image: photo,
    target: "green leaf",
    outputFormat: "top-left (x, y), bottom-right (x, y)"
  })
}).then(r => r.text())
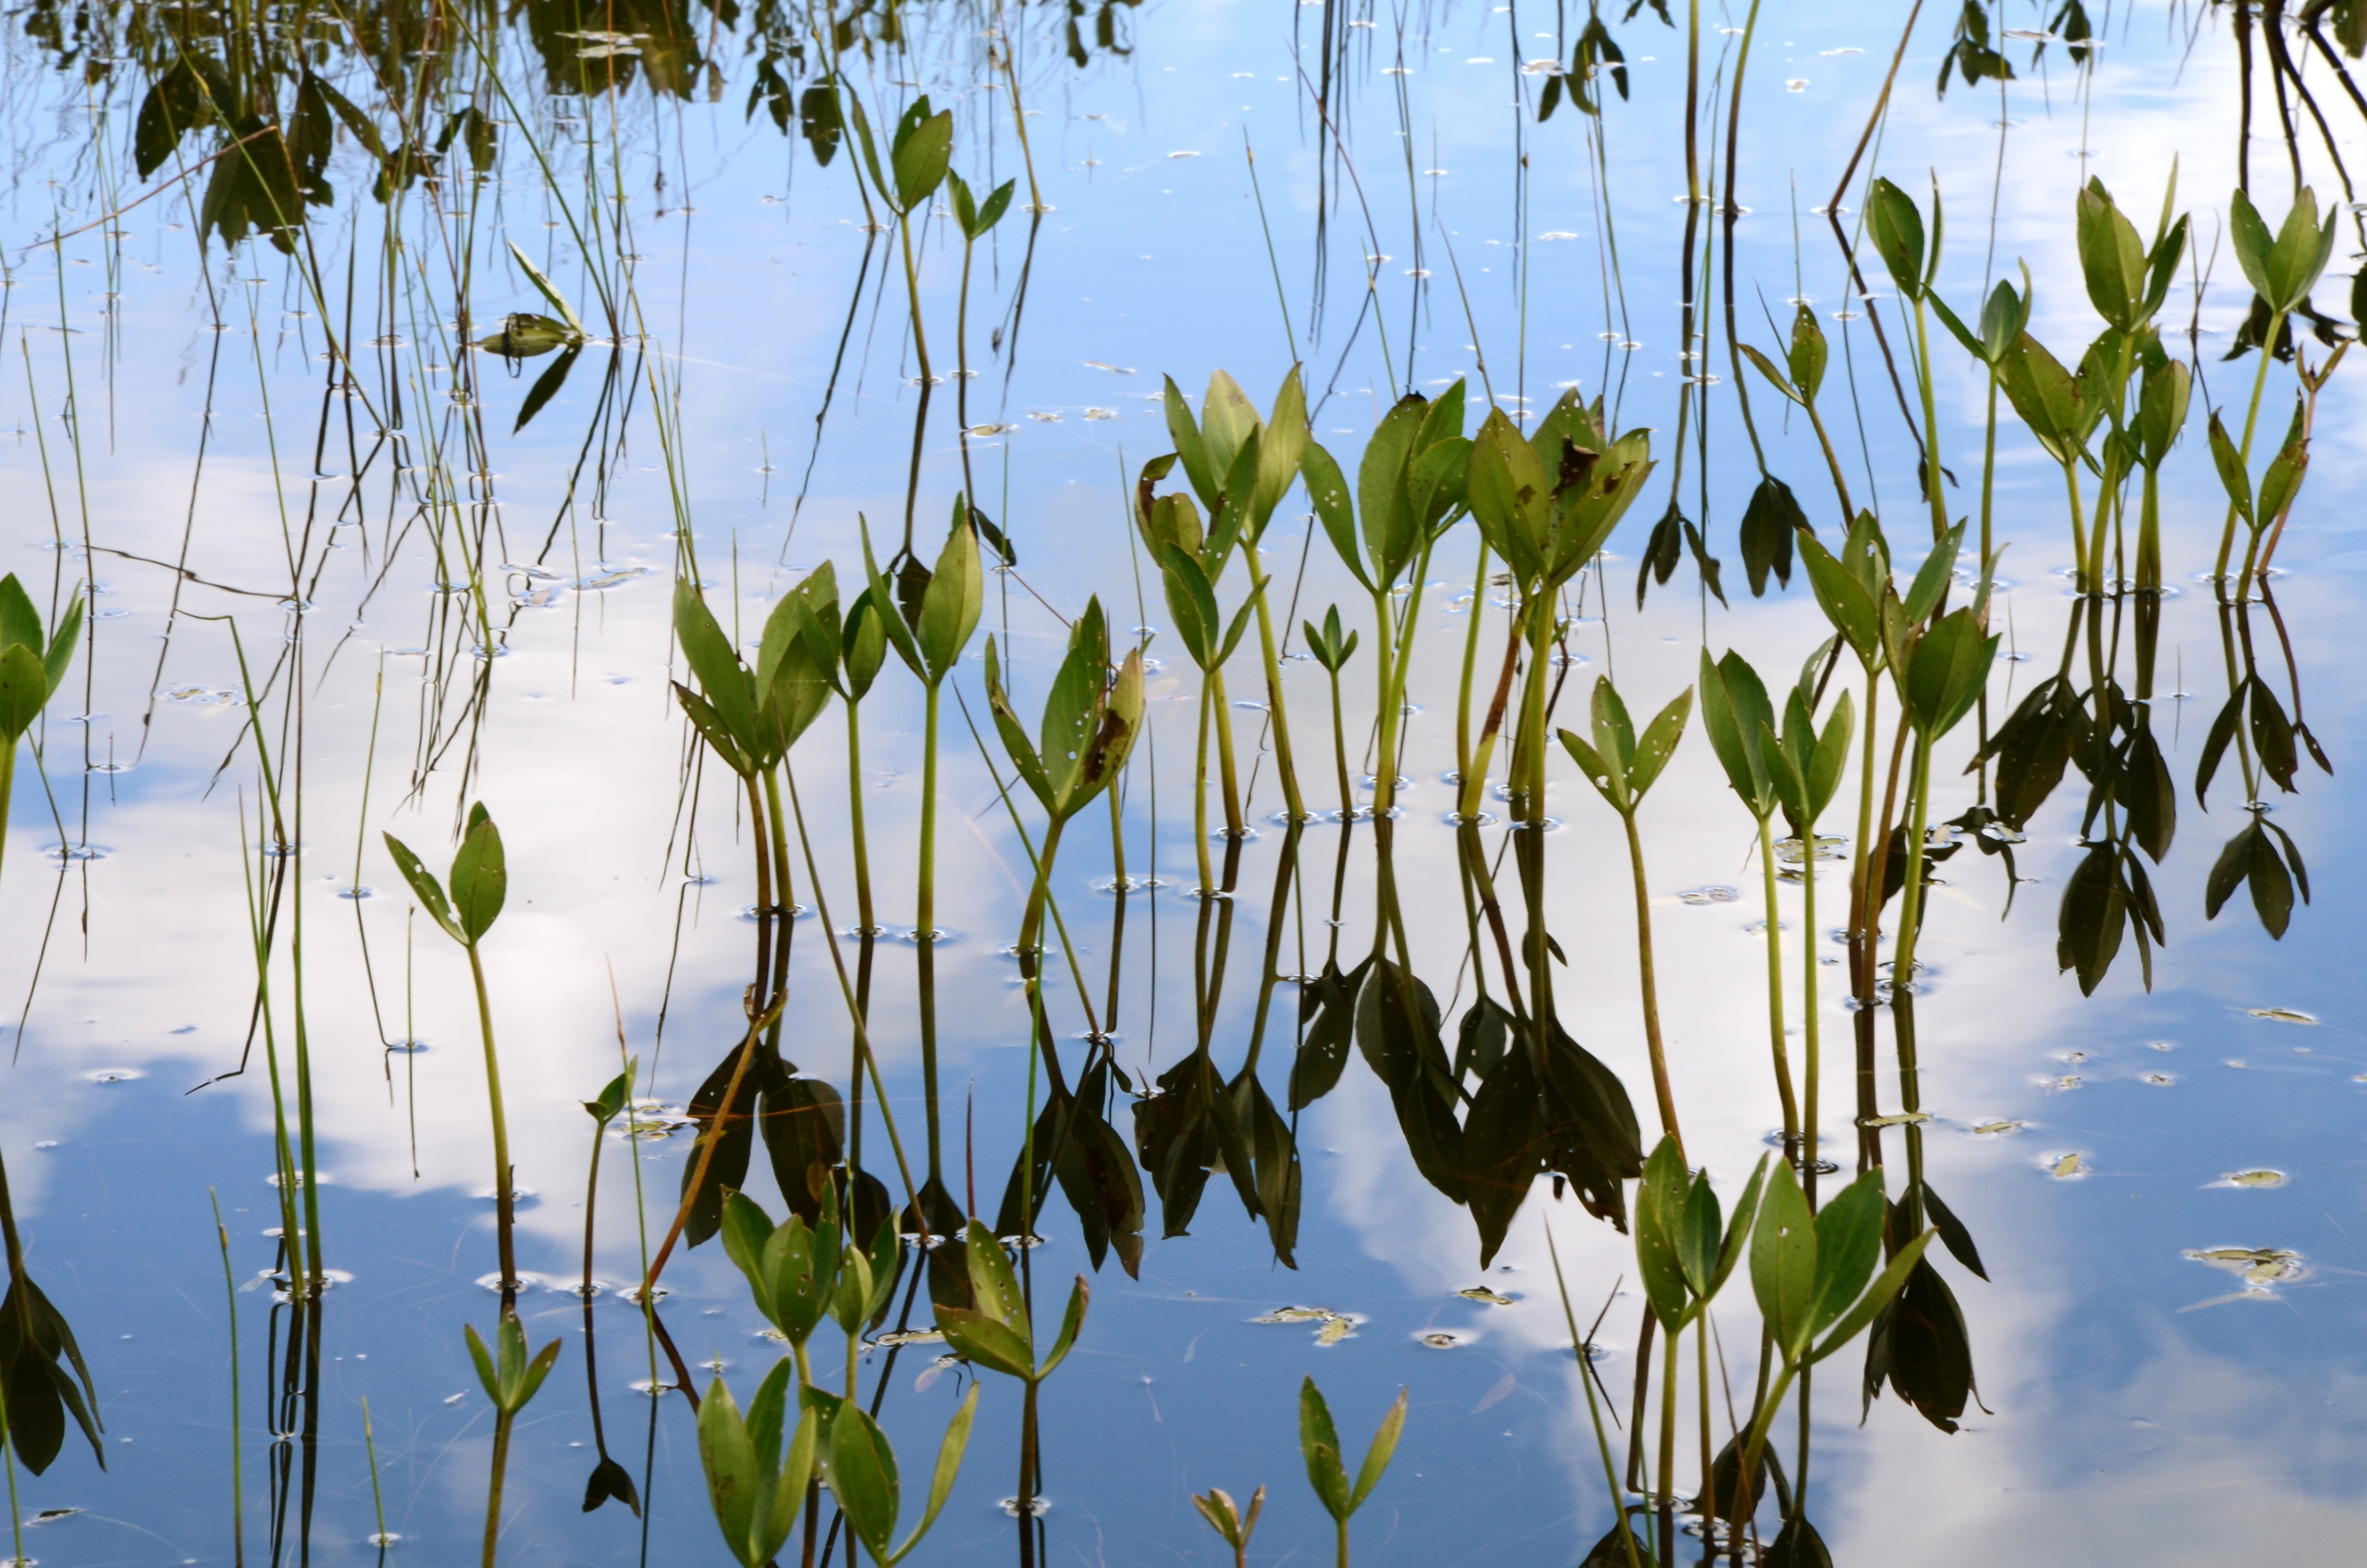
top-left (506, 240), bottom-right (583, 335)
top-left (699, 1372), bottom-right (767, 1567)
top-left (382, 832), bottom-right (462, 943)
top-left (890, 106), bottom-right (953, 211)
top-left (1806, 1229), bottom-right (1936, 1364)
top-left (1300, 440), bottom-right (1372, 589)
top-left (1627, 687), bottom-right (1694, 798)
top-left (1864, 177), bottom-right (1927, 299)
top-left (1739, 474), bottom-right (1806, 597)
top-left (1806, 1170), bottom-right (1887, 1341)
top-left (885, 1383), bottom-right (978, 1565)
top-left (856, 521), bottom-right (927, 680)
top-left (1165, 376), bottom-right (1218, 508)
top-left (1788, 303), bottom-right (1829, 399)
top-left (0, 575), bottom-right (42, 656)
top-left (1904, 608), bottom-right (1996, 739)
top-left (824, 1398), bottom-right (901, 1564)
top-left (1738, 342), bottom-right (1805, 406)
top-left (1349, 1387), bottom-right (1407, 1510)
top-left (1633, 1135), bottom-right (1696, 1328)
top-left (1796, 532), bottom-right (1882, 663)
top-left (2074, 180), bottom-right (2149, 330)
top-left (447, 804), bottom-right (506, 943)
top-left (0, 642), bottom-right (51, 742)
top-left (674, 579), bottom-right (757, 747)
top-left (2228, 187), bottom-right (2277, 307)
top-left (1297, 1378), bottom-right (1352, 1521)
top-left (917, 506), bottom-right (983, 679)
top-left (1698, 650), bottom-right (1776, 815)
top-left (1709, 1156), bottom-right (1769, 1296)
top-left (934, 1306), bottom-right (1036, 1381)
top-left (1751, 1160), bottom-right (1817, 1361)
top-left (2205, 409), bottom-right (2254, 525)
top-left (1201, 370), bottom-right (1263, 489)
top-left (464, 1322), bottom-right (500, 1404)
top-left (1038, 1275), bottom-right (1090, 1379)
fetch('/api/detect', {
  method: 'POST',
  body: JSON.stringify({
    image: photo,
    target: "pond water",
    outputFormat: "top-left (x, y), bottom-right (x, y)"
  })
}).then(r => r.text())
top-left (1, 0), bottom-right (2363, 1564)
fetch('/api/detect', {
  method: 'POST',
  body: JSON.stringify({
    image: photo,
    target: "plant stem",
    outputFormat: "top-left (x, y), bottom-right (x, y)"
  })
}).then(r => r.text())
top-left (1621, 809), bottom-right (1683, 1157)
top-left (481, 1409), bottom-right (514, 1568)
top-left (918, 680), bottom-right (944, 1185)
top-left (1757, 816), bottom-right (1799, 1142)
top-left (1247, 559), bottom-right (1307, 824)
top-left (466, 942), bottom-right (518, 1317)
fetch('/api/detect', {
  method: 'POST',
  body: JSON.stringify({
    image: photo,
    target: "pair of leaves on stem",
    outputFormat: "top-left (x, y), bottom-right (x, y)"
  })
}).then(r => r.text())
top-left (933, 1220), bottom-right (1090, 1390)
top-left (1465, 393), bottom-right (1652, 602)
top-left (997, 1060), bottom-right (1151, 1276)
top-left (1633, 1137), bottom-right (1763, 1332)
top-left (983, 597), bottom-right (1145, 825)
top-left (1697, 650), bottom-right (1855, 832)
top-left (672, 569), bottom-right (841, 779)
top-left (1294, 962), bottom-right (1643, 1265)
top-left (383, 802), bottom-right (506, 948)
top-left (863, 503), bottom-right (984, 690)
top-left (0, 574), bottom-right (83, 743)
top-left (1130, 1046), bottom-right (1301, 1266)
top-left (681, 1044), bottom-right (868, 1250)
top-left (846, 94), bottom-right (953, 218)
top-left (464, 1313), bottom-right (563, 1417)
top-left (2197, 672), bottom-right (2329, 809)
top-left (1160, 366), bottom-right (1310, 552)
top-left (698, 1362), bottom-right (975, 1568)
top-left (1560, 675), bottom-right (1690, 816)
top-left (719, 1188), bottom-right (899, 1354)
top-left (1298, 1377), bottom-right (1405, 1533)
top-left (1536, 16), bottom-right (1628, 119)
top-left (1305, 383), bottom-right (1470, 595)
top-left (0, 1273), bottom-right (103, 1474)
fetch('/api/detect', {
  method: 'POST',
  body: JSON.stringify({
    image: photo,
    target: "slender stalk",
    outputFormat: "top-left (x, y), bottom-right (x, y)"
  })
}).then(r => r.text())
top-left (1655, 1312), bottom-right (1682, 1564)
top-left (1246, 561), bottom-right (1308, 824)
top-left (480, 1409), bottom-right (515, 1568)
top-left (1911, 295), bottom-right (1949, 543)
top-left (917, 681), bottom-right (944, 1185)
top-left (465, 942), bottom-right (518, 1317)
top-left (1757, 818), bottom-right (1799, 1141)
top-left (2213, 309), bottom-right (2287, 583)
top-left (212, 1190), bottom-right (246, 1566)
top-left (1621, 810), bottom-right (1683, 1156)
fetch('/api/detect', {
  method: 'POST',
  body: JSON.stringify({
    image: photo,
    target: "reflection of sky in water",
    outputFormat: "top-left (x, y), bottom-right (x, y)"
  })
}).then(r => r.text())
top-left (3, 0), bottom-right (2365, 1559)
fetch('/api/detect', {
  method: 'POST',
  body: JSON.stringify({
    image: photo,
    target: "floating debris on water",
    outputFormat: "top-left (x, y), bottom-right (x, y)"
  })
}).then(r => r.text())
top-left (870, 1327), bottom-right (947, 1348)
top-left (2212, 1169), bottom-right (2287, 1189)
top-left (1859, 1111), bottom-right (1933, 1129)
top-left (2247, 1007), bottom-right (2319, 1025)
top-left (2043, 1151), bottom-right (2090, 1179)
top-left (1417, 1330), bottom-right (1474, 1349)
top-left (1455, 1286), bottom-right (1516, 1307)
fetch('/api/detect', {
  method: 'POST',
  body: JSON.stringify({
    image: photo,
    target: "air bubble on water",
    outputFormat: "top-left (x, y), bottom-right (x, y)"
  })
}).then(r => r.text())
top-left (999, 1497), bottom-right (1053, 1518)
top-left (84, 1068), bottom-right (142, 1083)
top-left (387, 1039), bottom-right (429, 1054)
top-left (870, 1327), bottom-right (947, 1348)
top-left (337, 885), bottom-right (374, 900)
top-left (628, 1379), bottom-right (680, 1397)
top-left (1678, 885), bottom-right (1739, 905)
top-left (2140, 1072), bottom-right (2177, 1087)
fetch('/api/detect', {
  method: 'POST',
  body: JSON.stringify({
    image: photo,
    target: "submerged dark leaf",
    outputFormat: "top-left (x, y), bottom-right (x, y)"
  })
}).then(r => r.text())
top-left (679, 1044), bottom-right (772, 1248)
top-left (1354, 961), bottom-right (1466, 1205)
top-left (0, 1274), bottom-right (105, 1474)
top-left (513, 344), bottom-right (582, 432)
top-left (1863, 1252), bottom-right (1978, 1434)
top-left (1290, 957), bottom-right (1367, 1110)
top-left (1739, 474), bottom-right (1806, 597)
top-left (581, 1454), bottom-right (642, 1515)
top-left (1764, 1514), bottom-right (1834, 1568)
top-left (1634, 501), bottom-right (1685, 609)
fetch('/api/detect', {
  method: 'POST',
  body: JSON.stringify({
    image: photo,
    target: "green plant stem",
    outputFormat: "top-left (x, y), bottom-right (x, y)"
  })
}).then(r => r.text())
top-left (1980, 374), bottom-right (2000, 574)
top-left (1912, 296), bottom-right (1949, 543)
top-left (364, 1397), bottom-right (387, 1563)
top-left (1333, 1516), bottom-right (1350, 1568)
top-left (1757, 816), bottom-right (1799, 1142)
top-left (846, 704), bottom-right (876, 933)
top-left (2213, 309), bottom-right (2287, 583)
top-left (481, 1409), bottom-right (515, 1568)
top-left (1246, 561), bottom-right (1307, 824)
top-left (1804, 397), bottom-right (1858, 523)
top-left (1208, 667), bottom-right (1245, 843)
top-left (1194, 677), bottom-right (1217, 894)
top-left (1326, 665), bottom-right (1354, 820)
top-left (466, 941), bottom-right (518, 1316)
top-left (1548, 1225), bottom-right (1645, 1568)
top-left (1015, 815), bottom-right (1070, 1239)
top-left (895, 213), bottom-right (934, 556)
top-left (1455, 545), bottom-right (1491, 792)
top-left (1621, 809), bottom-right (1683, 1157)
top-left (1800, 825), bottom-right (1823, 1205)
top-left (918, 681), bottom-right (944, 1185)
top-left (1736, 1361), bottom-right (1799, 1536)
top-left (1891, 733), bottom-right (1937, 1012)
top-left (1020, 1377), bottom-right (1043, 1568)
top-left (211, 1190), bottom-right (244, 1563)
top-left (1655, 1313), bottom-right (1681, 1564)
